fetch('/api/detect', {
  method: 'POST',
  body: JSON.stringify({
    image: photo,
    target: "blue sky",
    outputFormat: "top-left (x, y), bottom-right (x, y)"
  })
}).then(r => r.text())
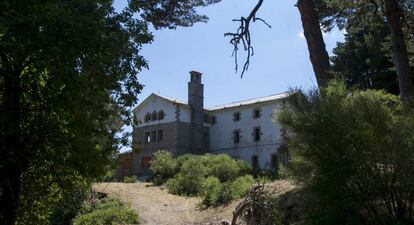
top-left (113, 0), bottom-right (344, 150)
top-left (113, 0), bottom-right (344, 106)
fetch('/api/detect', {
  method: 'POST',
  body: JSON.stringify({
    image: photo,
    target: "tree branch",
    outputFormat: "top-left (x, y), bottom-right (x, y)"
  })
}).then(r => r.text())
top-left (224, 0), bottom-right (271, 78)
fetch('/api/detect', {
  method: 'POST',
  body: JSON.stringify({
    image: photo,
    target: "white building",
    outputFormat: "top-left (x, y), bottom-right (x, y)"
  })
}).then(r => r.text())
top-left (119, 71), bottom-right (289, 176)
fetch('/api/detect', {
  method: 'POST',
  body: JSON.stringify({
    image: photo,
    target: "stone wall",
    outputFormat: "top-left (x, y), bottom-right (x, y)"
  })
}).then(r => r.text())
top-left (131, 120), bottom-right (194, 175)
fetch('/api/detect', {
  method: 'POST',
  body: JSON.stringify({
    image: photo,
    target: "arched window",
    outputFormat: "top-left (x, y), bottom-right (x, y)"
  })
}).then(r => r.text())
top-left (144, 113), bottom-right (151, 122)
top-left (158, 110), bottom-right (165, 120)
top-left (151, 111), bottom-right (157, 121)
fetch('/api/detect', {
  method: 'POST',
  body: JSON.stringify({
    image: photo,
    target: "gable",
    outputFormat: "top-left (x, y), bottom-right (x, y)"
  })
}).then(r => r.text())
top-left (134, 93), bottom-right (190, 127)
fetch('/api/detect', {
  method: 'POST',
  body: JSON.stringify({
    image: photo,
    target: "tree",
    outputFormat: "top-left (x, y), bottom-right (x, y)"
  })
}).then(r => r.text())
top-left (297, 0), bottom-right (333, 87)
top-left (130, 0), bottom-right (222, 29)
top-left (323, 0), bottom-right (414, 101)
top-left (384, 0), bottom-right (414, 101)
top-left (278, 80), bottom-right (414, 224)
top-left (0, 1), bottom-right (152, 224)
top-left (331, 16), bottom-right (400, 94)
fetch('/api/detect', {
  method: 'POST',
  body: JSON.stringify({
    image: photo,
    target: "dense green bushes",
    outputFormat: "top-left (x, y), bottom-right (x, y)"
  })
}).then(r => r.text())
top-left (123, 176), bottom-right (137, 183)
top-left (150, 151), bottom-right (253, 206)
top-left (150, 150), bottom-right (178, 185)
top-left (278, 80), bottom-right (414, 225)
top-left (201, 175), bottom-right (255, 207)
top-left (73, 198), bottom-right (139, 225)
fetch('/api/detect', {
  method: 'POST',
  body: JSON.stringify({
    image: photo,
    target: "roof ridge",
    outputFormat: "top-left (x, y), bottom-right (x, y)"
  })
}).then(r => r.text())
top-left (211, 92), bottom-right (289, 108)
top-left (153, 93), bottom-right (187, 104)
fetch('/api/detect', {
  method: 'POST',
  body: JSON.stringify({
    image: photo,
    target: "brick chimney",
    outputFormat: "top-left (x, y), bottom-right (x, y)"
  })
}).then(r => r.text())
top-left (188, 71), bottom-right (205, 152)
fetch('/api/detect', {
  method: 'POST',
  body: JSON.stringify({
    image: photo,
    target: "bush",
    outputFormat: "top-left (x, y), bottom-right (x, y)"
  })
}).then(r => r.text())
top-left (278, 80), bottom-right (414, 225)
top-left (201, 177), bottom-right (222, 206)
top-left (151, 152), bottom-right (254, 205)
top-left (166, 157), bottom-right (207, 196)
top-left (201, 175), bottom-right (254, 207)
top-left (230, 175), bottom-right (254, 198)
top-left (102, 169), bottom-right (118, 182)
top-left (207, 154), bottom-right (241, 182)
top-left (236, 159), bottom-right (252, 176)
top-left (150, 150), bottom-right (178, 185)
top-left (73, 198), bottom-right (139, 225)
top-left (277, 165), bottom-right (293, 180)
top-left (122, 176), bottom-right (136, 183)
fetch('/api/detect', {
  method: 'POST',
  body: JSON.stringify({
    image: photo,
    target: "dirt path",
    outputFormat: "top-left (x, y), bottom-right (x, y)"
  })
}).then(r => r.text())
top-left (93, 182), bottom-right (239, 225)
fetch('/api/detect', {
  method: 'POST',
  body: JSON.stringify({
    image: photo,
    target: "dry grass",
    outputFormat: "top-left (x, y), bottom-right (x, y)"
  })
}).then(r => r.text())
top-left (93, 180), bottom-right (297, 225)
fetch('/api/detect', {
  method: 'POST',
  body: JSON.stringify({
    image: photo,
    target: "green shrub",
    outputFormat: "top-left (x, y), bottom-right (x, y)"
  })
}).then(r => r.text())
top-left (73, 198), bottom-right (139, 225)
top-left (150, 150), bottom-right (178, 185)
top-left (122, 176), bottom-right (136, 183)
top-left (236, 159), bottom-right (252, 176)
top-left (166, 157), bottom-right (207, 196)
top-left (175, 154), bottom-right (196, 168)
top-left (165, 178), bottom-right (180, 195)
top-left (201, 177), bottom-right (222, 206)
top-left (278, 80), bottom-right (414, 225)
top-left (277, 165), bottom-right (293, 180)
top-left (201, 175), bottom-right (254, 207)
top-left (208, 154), bottom-right (240, 182)
top-left (231, 175), bottom-right (254, 198)
top-left (152, 152), bottom-right (254, 205)
top-left (102, 169), bottom-right (118, 182)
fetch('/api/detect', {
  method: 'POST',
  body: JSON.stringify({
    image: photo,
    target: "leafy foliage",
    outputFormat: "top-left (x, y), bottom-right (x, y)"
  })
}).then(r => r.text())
top-left (0, 0), bottom-right (152, 223)
top-left (201, 175), bottom-right (254, 207)
top-left (317, 0), bottom-right (414, 96)
top-left (151, 151), bottom-right (253, 206)
top-left (150, 150), bottom-right (178, 185)
top-left (73, 198), bottom-right (139, 225)
top-left (129, 0), bottom-right (222, 29)
top-left (331, 16), bottom-right (400, 94)
top-left (278, 80), bottom-right (414, 225)
top-left (123, 176), bottom-right (137, 183)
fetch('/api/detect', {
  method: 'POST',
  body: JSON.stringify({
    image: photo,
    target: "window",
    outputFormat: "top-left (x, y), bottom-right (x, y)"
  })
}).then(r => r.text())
top-left (233, 130), bottom-right (240, 144)
top-left (271, 154), bottom-right (278, 169)
top-left (151, 111), bottom-right (157, 121)
top-left (252, 155), bottom-right (259, 170)
top-left (144, 132), bottom-right (150, 143)
top-left (233, 112), bottom-right (241, 121)
top-left (158, 110), bottom-right (165, 120)
top-left (252, 108), bottom-right (261, 119)
top-left (211, 116), bottom-right (217, 125)
top-left (253, 127), bottom-right (261, 142)
top-left (204, 115), bottom-right (210, 123)
top-left (144, 113), bottom-right (151, 122)
top-left (151, 131), bottom-right (156, 142)
top-left (157, 130), bottom-right (163, 141)
top-left (141, 157), bottom-right (151, 169)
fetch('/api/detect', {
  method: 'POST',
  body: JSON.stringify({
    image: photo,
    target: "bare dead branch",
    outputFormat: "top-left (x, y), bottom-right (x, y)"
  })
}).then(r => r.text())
top-left (224, 0), bottom-right (271, 78)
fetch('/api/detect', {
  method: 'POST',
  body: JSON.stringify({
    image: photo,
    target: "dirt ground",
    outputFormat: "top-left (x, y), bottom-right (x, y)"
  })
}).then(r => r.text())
top-left (93, 180), bottom-right (296, 225)
top-left (93, 182), bottom-right (239, 225)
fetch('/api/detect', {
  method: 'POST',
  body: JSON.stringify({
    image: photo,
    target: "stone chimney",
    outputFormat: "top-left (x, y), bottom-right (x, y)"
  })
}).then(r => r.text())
top-left (188, 70), bottom-right (205, 152)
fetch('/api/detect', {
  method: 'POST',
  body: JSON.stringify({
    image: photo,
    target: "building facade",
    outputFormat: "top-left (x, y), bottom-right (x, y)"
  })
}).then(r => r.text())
top-left (119, 71), bottom-right (289, 176)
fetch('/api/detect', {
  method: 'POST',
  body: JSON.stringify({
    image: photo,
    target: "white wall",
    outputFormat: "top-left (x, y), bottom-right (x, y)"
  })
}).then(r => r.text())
top-left (134, 94), bottom-right (192, 127)
top-left (177, 105), bottom-right (191, 123)
top-left (134, 95), bottom-right (176, 127)
top-left (209, 100), bottom-right (283, 169)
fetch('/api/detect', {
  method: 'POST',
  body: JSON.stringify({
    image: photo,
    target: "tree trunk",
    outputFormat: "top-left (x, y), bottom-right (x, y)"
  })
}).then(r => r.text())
top-left (0, 67), bottom-right (22, 225)
top-left (384, 0), bottom-right (414, 102)
top-left (297, 0), bottom-right (333, 87)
